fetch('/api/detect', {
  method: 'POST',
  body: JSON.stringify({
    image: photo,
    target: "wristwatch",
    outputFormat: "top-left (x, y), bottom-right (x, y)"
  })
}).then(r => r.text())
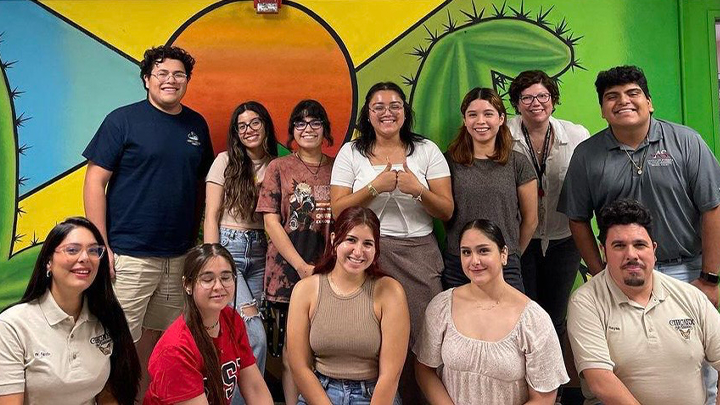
top-left (699, 271), bottom-right (720, 285)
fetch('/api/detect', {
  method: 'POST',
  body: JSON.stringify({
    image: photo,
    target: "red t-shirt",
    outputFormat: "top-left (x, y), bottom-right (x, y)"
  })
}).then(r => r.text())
top-left (144, 307), bottom-right (256, 404)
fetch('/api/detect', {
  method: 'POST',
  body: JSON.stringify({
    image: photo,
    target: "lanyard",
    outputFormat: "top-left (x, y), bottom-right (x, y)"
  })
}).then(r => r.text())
top-left (521, 122), bottom-right (552, 197)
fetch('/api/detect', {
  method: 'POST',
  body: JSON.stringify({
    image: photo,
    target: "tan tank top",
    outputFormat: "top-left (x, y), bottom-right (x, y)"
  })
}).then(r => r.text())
top-left (309, 273), bottom-right (381, 380)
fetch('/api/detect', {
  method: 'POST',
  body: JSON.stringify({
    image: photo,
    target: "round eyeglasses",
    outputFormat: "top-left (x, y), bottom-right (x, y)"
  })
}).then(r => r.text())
top-left (369, 103), bottom-right (403, 114)
top-left (197, 272), bottom-right (236, 289)
top-left (519, 93), bottom-right (551, 105)
top-left (237, 118), bottom-right (263, 134)
top-left (150, 70), bottom-right (188, 83)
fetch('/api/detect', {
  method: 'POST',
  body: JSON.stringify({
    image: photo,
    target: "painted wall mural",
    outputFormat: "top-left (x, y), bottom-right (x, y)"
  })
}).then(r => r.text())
top-left (0, 0), bottom-right (695, 306)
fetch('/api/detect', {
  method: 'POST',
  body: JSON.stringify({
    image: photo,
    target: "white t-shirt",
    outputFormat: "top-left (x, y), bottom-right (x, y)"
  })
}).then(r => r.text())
top-left (0, 291), bottom-right (112, 404)
top-left (331, 139), bottom-right (450, 237)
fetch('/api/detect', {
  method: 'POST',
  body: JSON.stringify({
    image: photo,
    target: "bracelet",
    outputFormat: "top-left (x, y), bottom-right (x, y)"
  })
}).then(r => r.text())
top-left (367, 183), bottom-right (379, 197)
top-left (414, 187), bottom-right (424, 202)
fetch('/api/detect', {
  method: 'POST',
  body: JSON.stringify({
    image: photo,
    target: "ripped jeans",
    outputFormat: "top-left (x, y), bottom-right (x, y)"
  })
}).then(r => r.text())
top-left (220, 228), bottom-right (268, 405)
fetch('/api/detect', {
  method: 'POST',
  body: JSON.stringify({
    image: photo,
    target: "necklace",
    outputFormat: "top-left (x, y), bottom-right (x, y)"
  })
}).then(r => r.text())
top-left (294, 152), bottom-right (323, 177)
top-left (623, 135), bottom-right (649, 175)
top-left (204, 319), bottom-right (219, 330)
top-left (328, 272), bottom-right (365, 296)
top-left (474, 286), bottom-right (506, 311)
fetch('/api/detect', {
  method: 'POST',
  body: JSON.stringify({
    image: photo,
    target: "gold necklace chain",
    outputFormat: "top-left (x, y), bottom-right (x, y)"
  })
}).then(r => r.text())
top-left (623, 135), bottom-right (649, 175)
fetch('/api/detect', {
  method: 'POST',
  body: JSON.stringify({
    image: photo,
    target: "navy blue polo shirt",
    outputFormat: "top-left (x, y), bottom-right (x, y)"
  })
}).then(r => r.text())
top-left (83, 100), bottom-right (214, 257)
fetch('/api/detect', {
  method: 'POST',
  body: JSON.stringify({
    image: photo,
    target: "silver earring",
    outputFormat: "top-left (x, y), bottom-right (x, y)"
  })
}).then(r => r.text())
top-left (46, 270), bottom-right (51, 278)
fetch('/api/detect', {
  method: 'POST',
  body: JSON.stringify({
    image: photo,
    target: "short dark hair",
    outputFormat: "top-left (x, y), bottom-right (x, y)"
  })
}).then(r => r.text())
top-left (459, 218), bottom-right (508, 252)
top-left (139, 45), bottom-right (196, 85)
top-left (597, 199), bottom-right (653, 245)
top-left (508, 70), bottom-right (561, 113)
top-left (286, 99), bottom-right (333, 150)
top-left (594, 65), bottom-right (651, 105)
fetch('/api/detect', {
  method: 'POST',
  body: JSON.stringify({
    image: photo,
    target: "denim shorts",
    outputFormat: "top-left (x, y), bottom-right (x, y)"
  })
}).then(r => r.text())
top-left (298, 372), bottom-right (402, 405)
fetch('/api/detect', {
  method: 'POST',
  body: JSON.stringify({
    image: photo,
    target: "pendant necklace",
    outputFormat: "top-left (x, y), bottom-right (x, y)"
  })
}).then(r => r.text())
top-left (623, 135), bottom-right (649, 175)
top-left (295, 152), bottom-right (323, 178)
top-left (475, 287), bottom-right (506, 311)
top-left (204, 319), bottom-right (219, 330)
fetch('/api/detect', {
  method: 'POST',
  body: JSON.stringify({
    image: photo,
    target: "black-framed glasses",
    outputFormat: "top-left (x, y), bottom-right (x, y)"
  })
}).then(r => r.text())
top-left (55, 244), bottom-right (106, 260)
top-left (197, 272), bottom-right (235, 289)
top-left (369, 102), bottom-right (403, 114)
top-left (150, 70), bottom-right (188, 83)
top-left (237, 118), bottom-right (263, 133)
top-left (294, 120), bottom-right (323, 131)
top-left (519, 93), bottom-right (551, 105)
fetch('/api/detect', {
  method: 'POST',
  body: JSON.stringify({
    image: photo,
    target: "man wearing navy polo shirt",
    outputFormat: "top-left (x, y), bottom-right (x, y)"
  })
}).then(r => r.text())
top-left (83, 45), bottom-right (213, 394)
top-left (559, 65), bottom-right (720, 404)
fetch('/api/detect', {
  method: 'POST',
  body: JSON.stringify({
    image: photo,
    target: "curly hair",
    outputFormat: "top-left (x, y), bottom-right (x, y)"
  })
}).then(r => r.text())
top-left (508, 70), bottom-right (561, 114)
top-left (139, 45), bottom-right (196, 85)
top-left (597, 198), bottom-right (654, 245)
top-left (594, 65), bottom-right (651, 105)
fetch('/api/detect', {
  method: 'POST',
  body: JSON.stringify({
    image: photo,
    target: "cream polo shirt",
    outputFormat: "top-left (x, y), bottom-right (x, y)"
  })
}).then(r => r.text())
top-left (509, 115), bottom-right (589, 254)
top-left (567, 269), bottom-right (720, 405)
top-left (331, 139), bottom-right (450, 238)
top-left (0, 291), bottom-right (112, 404)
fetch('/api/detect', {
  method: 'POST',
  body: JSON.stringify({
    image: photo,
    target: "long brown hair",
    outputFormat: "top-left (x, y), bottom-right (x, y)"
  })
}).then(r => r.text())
top-left (447, 87), bottom-right (512, 166)
top-left (223, 101), bottom-right (278, 220)
top-left (313, 207), bottom-right (384, 278)
top-left (182, 244), bottom-right (238, 405)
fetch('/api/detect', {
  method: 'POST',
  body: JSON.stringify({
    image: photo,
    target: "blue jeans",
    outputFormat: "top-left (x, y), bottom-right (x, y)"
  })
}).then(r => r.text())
top-left (656, 255), bottom-right (717, 405)
top-left (220, 228), bottom-right (268, 405)
top-left (298, 372), bottom-right (402, 405)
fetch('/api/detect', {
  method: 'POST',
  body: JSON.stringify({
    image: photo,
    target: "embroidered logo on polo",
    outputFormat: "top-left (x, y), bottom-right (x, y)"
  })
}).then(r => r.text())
top-left (669, 318), bottom-right (695, 340)
top-left (186, 131), bottom-right (201, 146)
top-left (34, 350), bottom-right (51, 358)
top-left (647, 149), bottom-right (674, 167)
top-left (90, 331), bottom-right (113, 355)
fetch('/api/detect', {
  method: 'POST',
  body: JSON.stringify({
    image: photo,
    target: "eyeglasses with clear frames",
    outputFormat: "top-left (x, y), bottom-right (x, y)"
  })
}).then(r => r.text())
top-left (55, 244), bottom-right (106, 260)
top-left (370, 103), bottom-right (404, 114)
top-left (197, 272), bottom-right (235, 289)
top-left (293, 120), bottom-right (323, 131)
top-left (237, 118), bottom-right (263, 134)
top-left (519, 93), bottom-right (551, 105)
top-left (150, 70), bottom-right (188, 83)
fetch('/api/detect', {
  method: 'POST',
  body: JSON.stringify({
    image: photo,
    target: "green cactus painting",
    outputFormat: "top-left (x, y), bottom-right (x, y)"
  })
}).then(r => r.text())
top-left (408, 3), bottom-right (583, 147)
top-left (0, 35), bottom-right (40, 308)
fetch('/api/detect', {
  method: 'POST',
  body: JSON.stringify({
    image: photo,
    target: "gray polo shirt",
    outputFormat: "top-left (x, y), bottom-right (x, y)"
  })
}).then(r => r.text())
top-left (558, 117), bottom-right (720, 261)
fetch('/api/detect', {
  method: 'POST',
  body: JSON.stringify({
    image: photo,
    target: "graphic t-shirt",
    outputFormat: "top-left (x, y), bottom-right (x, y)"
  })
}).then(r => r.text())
top-left (144, 307), bottom-right (256, 404)
top-left (256, 154), bottom-right (334, 303)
